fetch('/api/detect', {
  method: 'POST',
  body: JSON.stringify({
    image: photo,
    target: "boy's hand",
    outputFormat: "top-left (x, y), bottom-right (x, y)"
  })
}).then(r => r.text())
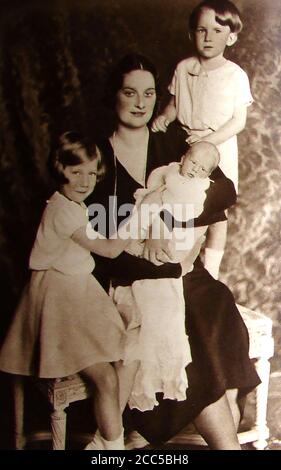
top-left (186, 134), bottom-right (201, 145)
top-left (151, 115), bottom-right (170, 133)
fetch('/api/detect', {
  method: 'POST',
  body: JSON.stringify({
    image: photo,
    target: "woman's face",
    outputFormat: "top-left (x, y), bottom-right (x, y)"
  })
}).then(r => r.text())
top-left (116, 70), bottom-right (156, 129)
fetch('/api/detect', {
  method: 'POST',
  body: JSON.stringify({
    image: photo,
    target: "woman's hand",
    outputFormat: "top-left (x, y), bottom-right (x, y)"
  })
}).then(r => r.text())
top-left (143, 237), bottom-right (174, 265)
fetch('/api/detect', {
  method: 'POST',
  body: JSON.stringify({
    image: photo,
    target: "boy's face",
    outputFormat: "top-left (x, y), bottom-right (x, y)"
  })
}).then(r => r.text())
top-left (181, 148), bottom-right (214, 179)
top-left (193, 7), bottom-right (236, 60)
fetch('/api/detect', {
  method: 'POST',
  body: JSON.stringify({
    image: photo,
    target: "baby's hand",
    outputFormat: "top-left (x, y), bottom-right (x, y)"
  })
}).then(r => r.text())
top-left (151, 115), bottom-right (170, 133)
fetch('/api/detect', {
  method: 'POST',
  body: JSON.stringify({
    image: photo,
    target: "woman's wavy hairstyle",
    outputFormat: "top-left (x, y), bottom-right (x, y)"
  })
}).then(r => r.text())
top-left (48, 131), bottom-right (105, 185)
top-left (103, 53), bottom-right (161, 123)
top-left (189, 0), bottom-right (243, 34)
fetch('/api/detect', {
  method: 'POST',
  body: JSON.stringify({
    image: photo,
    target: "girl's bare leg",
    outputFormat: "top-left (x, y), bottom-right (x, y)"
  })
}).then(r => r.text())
top-left (193, 392), bottom-right (241, 450)
top-left (81, 362), bottom-right (122, 440)
top-left (115, 360), bottom-right (139, 412)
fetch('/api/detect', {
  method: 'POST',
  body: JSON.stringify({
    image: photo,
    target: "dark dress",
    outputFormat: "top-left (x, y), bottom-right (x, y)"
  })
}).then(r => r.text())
top-left (86, 123), bottom-right (260, 443)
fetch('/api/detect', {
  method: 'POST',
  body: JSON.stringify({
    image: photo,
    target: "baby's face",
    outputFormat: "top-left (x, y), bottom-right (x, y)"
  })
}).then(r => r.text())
top-left (180, 148), bottom-right (215, 179)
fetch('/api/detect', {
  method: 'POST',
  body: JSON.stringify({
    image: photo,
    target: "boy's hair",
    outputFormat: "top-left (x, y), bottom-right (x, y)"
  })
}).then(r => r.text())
top-left (189, 0), bottom-right (243, 34)
top-left (104, 53), bottom-right (161, 122)
top-left (48, 131), bottom-right (105, 185)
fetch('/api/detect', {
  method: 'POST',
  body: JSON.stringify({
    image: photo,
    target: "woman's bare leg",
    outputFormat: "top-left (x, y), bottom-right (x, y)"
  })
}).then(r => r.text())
top-left (193, 393), bottom-right (241, 450)
top-left (81, 362), bottom-right (122, 440)
top-left (226, 388), bottom-right (241, 430)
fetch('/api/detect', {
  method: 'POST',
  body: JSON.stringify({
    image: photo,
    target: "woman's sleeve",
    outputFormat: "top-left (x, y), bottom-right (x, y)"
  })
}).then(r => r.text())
top-left (194, 168), bottom-right (237, 226)
top-left (94, 251), bottom-right (182, 282)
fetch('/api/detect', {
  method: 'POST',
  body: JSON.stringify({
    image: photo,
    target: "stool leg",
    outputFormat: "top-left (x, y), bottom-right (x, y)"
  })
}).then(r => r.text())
top-left (51, 409), bottom-right (67, 450)
top-left (252, 356), bottom-right (270, 450)
top-left (14, 376), bottom-right (26, 450)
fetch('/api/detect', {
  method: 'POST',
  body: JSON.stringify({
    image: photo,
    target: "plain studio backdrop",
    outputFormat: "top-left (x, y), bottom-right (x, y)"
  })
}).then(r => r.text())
top-left (0, 0), bottom-right (280, 449)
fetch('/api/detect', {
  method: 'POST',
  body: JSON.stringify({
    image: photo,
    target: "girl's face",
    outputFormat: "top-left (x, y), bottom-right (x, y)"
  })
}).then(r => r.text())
top-left (61, 158), bottom-right (98, 203)
top-left (116, 70), bottom-right (156, 129)
top-left (194, 7), bottom-right (236, 61)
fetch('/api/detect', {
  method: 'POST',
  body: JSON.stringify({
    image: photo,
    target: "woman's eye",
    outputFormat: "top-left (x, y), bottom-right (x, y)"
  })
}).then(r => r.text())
top-left (145, 91), bottom-right (155, 98)
top-left (124, 91), bottom-right (135, 97)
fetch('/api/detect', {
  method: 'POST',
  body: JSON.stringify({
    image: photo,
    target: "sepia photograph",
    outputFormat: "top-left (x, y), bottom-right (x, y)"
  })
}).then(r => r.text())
top-left (0, 0), bottom-right (280, 458)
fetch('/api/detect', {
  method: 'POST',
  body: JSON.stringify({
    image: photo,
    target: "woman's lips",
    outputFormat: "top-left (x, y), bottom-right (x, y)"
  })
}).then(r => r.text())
top-left (131, 111), bottom-right (146, 117)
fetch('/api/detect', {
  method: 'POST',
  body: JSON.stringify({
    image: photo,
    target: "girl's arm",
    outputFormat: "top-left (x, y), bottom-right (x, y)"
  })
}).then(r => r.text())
top-left (187, 104), bottom-right (247, 146)
top-left (72, 227), bottom-right (131, 259)
top-left (73, 190), bottom-right (163, 258)
top-left (151, 96), bottom-right (177, 133)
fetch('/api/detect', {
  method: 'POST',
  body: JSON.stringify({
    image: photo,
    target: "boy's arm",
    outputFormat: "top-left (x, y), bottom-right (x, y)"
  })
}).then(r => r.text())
top-left (187, 104), bottom-right (247, 146)
top-left (151, 96), bottom-right (177, 133)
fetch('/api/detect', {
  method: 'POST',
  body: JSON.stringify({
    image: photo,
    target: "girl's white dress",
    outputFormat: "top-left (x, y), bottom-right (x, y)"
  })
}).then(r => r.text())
top-left (113, 167), bottom-right (209, 411)
top-left (0, 192), bottom-right (129, 378)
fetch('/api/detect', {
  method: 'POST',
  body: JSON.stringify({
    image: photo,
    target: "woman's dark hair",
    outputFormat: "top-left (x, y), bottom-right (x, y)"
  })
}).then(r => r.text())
top-left (48, 131), bottom-right (105, 185)
top-left (189, 0), bottom-right (243, 34)
top-left (103, 53), bottom-right (161, 121)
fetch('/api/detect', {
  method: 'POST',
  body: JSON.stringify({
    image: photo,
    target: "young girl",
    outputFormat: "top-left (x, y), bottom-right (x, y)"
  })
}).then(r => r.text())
top-left (0, 131), bottom-right (179, 451)
top-left (152, 0), bottom-right (253, 279)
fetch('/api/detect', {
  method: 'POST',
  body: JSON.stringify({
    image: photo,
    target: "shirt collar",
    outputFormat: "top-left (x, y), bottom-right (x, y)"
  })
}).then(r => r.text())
top-left (186, 58), bottom-right (202, 77)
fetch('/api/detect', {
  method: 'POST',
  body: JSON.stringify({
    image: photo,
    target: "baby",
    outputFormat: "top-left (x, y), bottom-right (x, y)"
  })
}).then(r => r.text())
top-left (132, 141), bottom-right (220, 262)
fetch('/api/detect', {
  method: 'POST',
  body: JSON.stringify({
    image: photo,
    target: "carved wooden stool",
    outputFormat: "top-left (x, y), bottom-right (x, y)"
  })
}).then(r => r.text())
top-left (168, 304), bottom-right (274, 450)
top-left (14, 374), bottom-right (91, 450)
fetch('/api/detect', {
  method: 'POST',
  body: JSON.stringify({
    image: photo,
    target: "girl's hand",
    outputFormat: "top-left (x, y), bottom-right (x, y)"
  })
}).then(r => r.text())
top-left (141, 185), bottom-right (165, 208)
top-left (151, 115), bottom-right (170, 133)
top-left (133, 188), bottom-right (151, 205)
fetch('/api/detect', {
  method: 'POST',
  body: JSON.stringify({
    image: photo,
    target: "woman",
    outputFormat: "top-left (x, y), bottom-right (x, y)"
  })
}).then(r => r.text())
top-left (87, 54), bottom-right (260, 450)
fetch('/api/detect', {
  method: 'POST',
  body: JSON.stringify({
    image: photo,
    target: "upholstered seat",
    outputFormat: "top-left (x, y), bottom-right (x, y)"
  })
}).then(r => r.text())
top-left (13, 304), bottom-right (274, 450)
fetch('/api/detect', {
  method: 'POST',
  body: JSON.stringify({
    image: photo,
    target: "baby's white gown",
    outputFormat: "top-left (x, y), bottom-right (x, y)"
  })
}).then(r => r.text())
top-left (113, 164), bottom-right (210, 411)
